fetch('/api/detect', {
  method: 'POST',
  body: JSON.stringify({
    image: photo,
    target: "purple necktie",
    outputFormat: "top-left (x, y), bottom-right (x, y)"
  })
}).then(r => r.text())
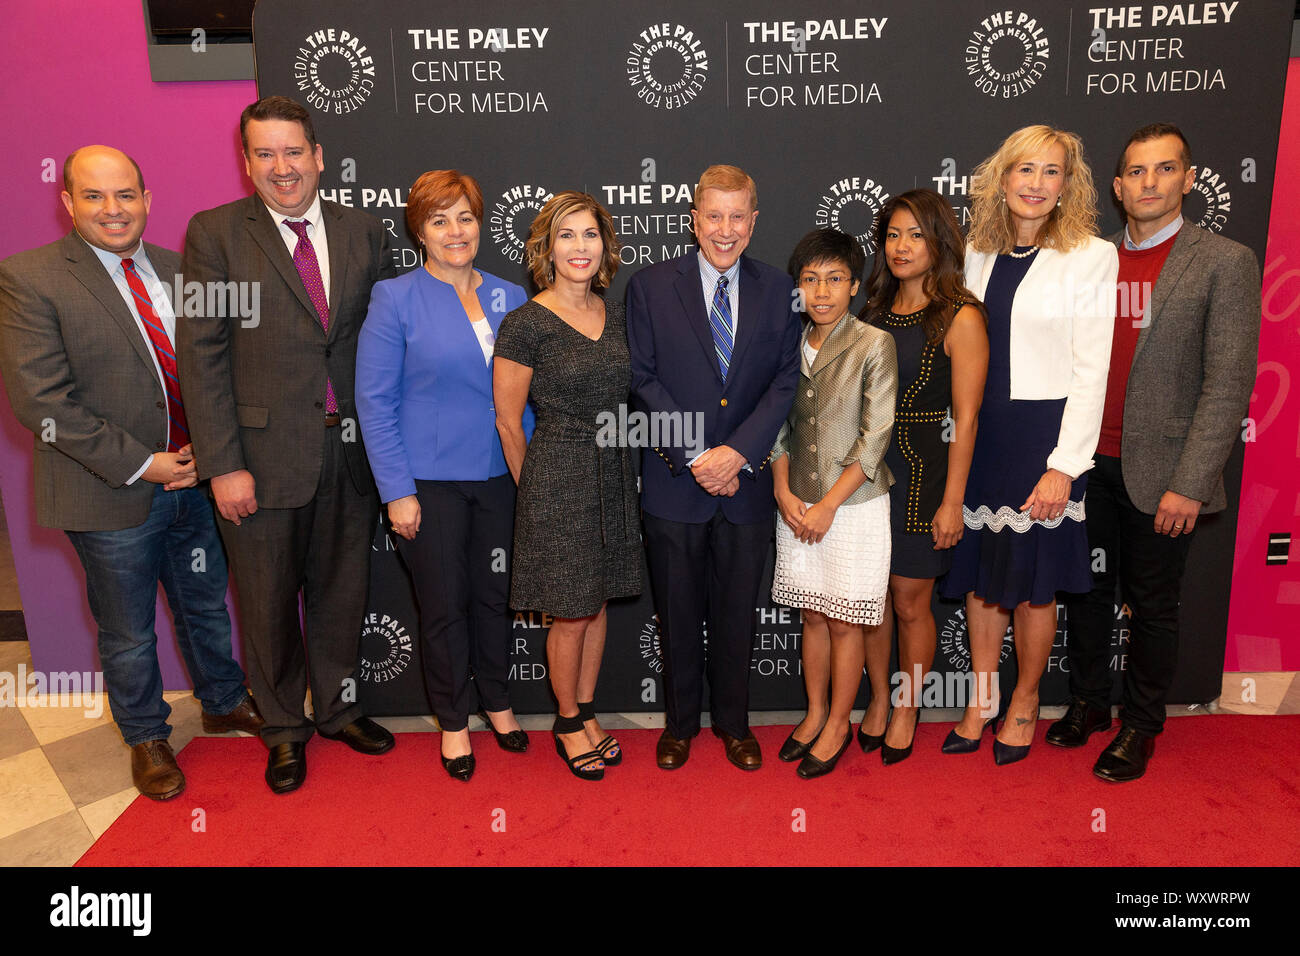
top-left (284, 219), bottom-right (337, 415)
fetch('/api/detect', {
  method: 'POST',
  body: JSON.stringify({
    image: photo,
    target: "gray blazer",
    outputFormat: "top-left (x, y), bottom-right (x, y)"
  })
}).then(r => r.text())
top-left (0, 233), bottom-right (178, 531)
top-left (772, 313), bottom-right (897, 506)
top-left (177, 197), bottom-right (394, 509)
top-left (1112, 224), bottom-right (1261, 514)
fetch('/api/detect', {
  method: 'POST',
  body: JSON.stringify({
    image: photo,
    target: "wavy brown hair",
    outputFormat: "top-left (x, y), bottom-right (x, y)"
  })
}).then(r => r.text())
top-left (967, 124), bottom-right (1099, 254)
top-left (864, 189), bottom-right (985, 345)
top-left (525, 191), bottom-right (621, 292)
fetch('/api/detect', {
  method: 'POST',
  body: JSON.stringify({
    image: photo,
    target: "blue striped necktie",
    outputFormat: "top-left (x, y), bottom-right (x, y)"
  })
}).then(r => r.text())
top-left (709, 275), bottom-right (733, 380)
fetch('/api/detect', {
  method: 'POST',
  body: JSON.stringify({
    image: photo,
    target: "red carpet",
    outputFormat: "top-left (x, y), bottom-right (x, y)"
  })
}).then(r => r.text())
top-left (77, 716), bottom-right (1300, 866)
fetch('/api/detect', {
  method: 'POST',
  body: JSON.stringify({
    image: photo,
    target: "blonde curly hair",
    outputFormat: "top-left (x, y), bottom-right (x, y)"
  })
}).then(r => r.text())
top-left (967, 125), bottom-right (1099, 254)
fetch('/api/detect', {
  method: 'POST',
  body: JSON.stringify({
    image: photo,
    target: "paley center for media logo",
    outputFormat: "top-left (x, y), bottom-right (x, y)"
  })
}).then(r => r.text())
top-left (294, 26), bottom-right (377, 114)
top-left (626, 22), bottom-right (710, 110)
top-left (965, 9), bottom-right (1050, 98)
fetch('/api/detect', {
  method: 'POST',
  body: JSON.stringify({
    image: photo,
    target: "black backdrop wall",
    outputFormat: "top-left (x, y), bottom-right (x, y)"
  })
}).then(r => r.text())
top-left (251, 0), bottom-right (1294, 716)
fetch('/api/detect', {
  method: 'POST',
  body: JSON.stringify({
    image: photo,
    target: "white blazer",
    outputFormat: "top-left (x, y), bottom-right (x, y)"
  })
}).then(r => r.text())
top-left (965, 235), bottom-right (1118, 479)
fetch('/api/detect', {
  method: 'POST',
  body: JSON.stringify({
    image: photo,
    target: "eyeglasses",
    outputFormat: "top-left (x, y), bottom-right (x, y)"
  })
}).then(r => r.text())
top-left (798, 274), bottom-right (851, 288)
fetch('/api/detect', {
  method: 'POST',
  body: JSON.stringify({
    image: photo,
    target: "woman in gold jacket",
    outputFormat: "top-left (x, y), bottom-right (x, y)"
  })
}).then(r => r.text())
top-left (771, 228), bottom-right (898, 778)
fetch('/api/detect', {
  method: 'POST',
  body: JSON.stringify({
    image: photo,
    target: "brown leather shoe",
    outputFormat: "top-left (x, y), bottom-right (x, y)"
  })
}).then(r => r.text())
top-left (201, 695), bottom-right (266, 735)
top-left (656, 729), bottom-right (691, 770)
top-left (131, 740), bottom-right (185, 800)
top-left (713, 727), bottom-right (762, 771)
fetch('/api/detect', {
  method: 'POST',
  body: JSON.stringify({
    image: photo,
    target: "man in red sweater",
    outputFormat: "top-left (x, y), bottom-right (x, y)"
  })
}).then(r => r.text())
top-left (1049, 123), bottom-right (1262, 781)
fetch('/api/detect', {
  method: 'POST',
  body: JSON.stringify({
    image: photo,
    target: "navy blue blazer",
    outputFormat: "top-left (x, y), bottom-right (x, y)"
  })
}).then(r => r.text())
top-left (627, 251), bottom-right (800, 524)
top-left (356, 267), bottom-right (533, 503)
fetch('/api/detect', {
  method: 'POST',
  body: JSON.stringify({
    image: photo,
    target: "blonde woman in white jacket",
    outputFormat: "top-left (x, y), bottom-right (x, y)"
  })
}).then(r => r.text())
top-left (940, 125), bottom-right (1118, 765)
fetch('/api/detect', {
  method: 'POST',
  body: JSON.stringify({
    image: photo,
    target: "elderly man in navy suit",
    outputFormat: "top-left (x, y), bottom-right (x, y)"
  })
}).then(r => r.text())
top-left (627, 165), bottom-right (800, 770)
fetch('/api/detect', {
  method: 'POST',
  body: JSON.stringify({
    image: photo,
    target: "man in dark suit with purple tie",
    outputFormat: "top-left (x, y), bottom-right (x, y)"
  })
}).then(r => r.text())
top-left (627, 164), bottom-right (800, 770)
top-left (177, 97), bottom-right (397, 794)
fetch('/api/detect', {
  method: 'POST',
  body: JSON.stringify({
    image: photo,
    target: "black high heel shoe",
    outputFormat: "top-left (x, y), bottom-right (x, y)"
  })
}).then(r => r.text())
top-left (857, 706), bottom-right (889, 753)
top-left (553, 713), bottom-right (604, 781)
top-left (479, 709), bottom-right (529, 753)
top-left (993, 711), bottom-right (1038, 766)
top-left (577, 701), bottom-right (620, 766)
top-left (881, 708), bottom-right (920, 765)
top-left (440, 752), bottom-right (475, 782)
top-left (779, 731), bottom-right (817, 763)
top-left (941, 714), bottom-right (1000, 755)
top-left (796, 729), bottom-right (853, 779)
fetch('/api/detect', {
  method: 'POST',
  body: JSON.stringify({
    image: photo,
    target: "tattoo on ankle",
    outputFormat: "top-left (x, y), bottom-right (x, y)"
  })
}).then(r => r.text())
top-left (1016, 717), bottom-right (1030, 726)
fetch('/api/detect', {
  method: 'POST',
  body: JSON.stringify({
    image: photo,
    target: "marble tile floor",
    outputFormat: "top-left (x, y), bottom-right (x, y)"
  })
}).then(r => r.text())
top-left (1, 635), bottom-right (1294, 866)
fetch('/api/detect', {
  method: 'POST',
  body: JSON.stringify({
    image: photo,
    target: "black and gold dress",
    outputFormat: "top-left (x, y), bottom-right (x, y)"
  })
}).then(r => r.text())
top-left (872, 306), bottom-right (954, 580)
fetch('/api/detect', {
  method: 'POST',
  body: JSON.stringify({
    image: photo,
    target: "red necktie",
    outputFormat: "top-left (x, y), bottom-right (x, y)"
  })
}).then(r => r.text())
top-left (123, 258), bottom-right (189, 452)
top-left (284, 219), bottom-right (338, 415)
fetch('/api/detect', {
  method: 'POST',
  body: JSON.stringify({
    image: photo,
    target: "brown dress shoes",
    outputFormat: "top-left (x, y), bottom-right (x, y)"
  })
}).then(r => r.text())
top-left (656, 729), bottom-right (692, 769)
top-left (713, 727), bottom-right (762, 771)
top-left (131, 739), bottom-right (185, 800)
top-left (201, 695), bottom-right (266, 735)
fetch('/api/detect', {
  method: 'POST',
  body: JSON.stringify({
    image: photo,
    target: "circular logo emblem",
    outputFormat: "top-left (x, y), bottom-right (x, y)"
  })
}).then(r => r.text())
top-left (937, 605), bottom-right (1016, 671)
top-left (294, 28), bottom-right (376, 114)
top-left (1185, 166), bottom-right (1231, 233)
top-left (814, 177), bottom-right (891, 254)
top-left (965, 11), bottom-right (1050, 98)
top-left (489, 185), bottom-right (554, 264)
top-left (639, 616), bottom-right (664, 674)
top-left (358, 611), bottom-right (413, 682)
top-left (626, 24), bottom-right (710, 110)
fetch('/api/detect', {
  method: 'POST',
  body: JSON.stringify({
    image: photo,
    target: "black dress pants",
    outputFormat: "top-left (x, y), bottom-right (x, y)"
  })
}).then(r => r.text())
top-left (217, 426), bottom-right (375, 746)
top-left (1064, 455), bottom-right (1192, 736)
top-left (643, 510), bottom-right (769, 740)
top-left (395, 474), bottom-right (516, 731)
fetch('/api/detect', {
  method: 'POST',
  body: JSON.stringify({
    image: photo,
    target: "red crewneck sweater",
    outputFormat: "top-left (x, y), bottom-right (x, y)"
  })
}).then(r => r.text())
top-left (1096, 230), bottom-right (1179, 458)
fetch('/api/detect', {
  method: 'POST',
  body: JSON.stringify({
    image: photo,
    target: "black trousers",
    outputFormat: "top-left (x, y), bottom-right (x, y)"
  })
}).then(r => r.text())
top-left (395, 474), bottom-right (515, 732)
top-left (643, 510), bottom-right (769, 740)
top-left (217, 427), bottom-right (375, 746)
top-left (1063, 455), bottom-right (1192, 736)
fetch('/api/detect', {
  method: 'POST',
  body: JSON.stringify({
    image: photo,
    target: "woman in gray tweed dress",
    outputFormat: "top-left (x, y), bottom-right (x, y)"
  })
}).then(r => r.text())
top-left (494, 191), bottom-right (642, 781)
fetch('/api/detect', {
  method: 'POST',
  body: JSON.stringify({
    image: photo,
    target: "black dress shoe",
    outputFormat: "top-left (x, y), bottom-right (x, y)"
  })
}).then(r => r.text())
top-left (265, 742), bottom-right (307, 794)
top-left (941, 716), bottom-right (997, 754)
top-left (778, 731), bottom-right (817, 763)
top-left (479, 710), bottom-right (529, 753)
top-left (441, 752), bottom-right (476, 782)
top-left (319, 717), bottom-right (395, 755)
top-left (856, 725), bottom-right (885, 754)
top-left (1045, 698), bottom-right (1112, 748)
top-left (796, 730), bottom-right (852, 779)
top-left (1093, 726), bottom-right (1155, 782)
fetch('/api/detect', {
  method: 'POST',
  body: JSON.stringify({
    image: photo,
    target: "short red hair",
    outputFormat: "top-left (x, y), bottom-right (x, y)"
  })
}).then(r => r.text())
top-left (405, 170), bottom-right (484, 237)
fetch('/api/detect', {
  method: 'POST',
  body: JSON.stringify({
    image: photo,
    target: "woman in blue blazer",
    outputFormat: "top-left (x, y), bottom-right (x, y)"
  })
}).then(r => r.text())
top-left (357, 170), bottom-right (534, 782)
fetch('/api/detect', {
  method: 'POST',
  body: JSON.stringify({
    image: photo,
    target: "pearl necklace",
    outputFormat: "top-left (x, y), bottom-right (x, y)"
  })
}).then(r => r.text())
top-left (1007, 245), bottom-right (1039, 259)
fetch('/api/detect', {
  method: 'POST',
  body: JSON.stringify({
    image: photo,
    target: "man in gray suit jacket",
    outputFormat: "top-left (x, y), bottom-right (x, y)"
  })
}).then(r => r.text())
top-left (1050, 124), bottom-right (1262, 781)
top-left (0, 146), bottom-right (262, 801)
top-left (177, 97), bottom-right (397, 793)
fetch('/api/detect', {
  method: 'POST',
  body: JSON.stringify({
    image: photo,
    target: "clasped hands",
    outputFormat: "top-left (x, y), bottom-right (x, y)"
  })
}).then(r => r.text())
top-left (143, 444), bottom-right (197, 492)
top-left (776, 491), bottom-right (836, 544)
top-left (690, 445), bottom-right (744, 497)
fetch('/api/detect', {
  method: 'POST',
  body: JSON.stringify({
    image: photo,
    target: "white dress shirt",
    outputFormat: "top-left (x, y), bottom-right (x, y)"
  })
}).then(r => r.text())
top-left (266, 194), bottom-right (331, 307)
top-left (86, 238), bottom-right (177, 484)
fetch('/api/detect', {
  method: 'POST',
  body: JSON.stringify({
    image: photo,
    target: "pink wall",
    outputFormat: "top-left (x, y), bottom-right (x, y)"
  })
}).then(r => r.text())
top-left (0, 0), bottom-right (255, 678)
top-left (1225, 59), bottom-right (1300, 671)
top-left (0, 0), bottom-right (1295, 678)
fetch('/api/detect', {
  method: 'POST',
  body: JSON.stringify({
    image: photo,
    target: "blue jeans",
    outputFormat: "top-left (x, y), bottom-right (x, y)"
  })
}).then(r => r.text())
top-left (66, 486), bottom-right (247, 746)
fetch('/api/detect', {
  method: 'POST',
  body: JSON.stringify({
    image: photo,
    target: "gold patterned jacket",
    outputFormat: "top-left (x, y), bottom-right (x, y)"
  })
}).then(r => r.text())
top-left (772, 312), bottom-right (897, 506)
